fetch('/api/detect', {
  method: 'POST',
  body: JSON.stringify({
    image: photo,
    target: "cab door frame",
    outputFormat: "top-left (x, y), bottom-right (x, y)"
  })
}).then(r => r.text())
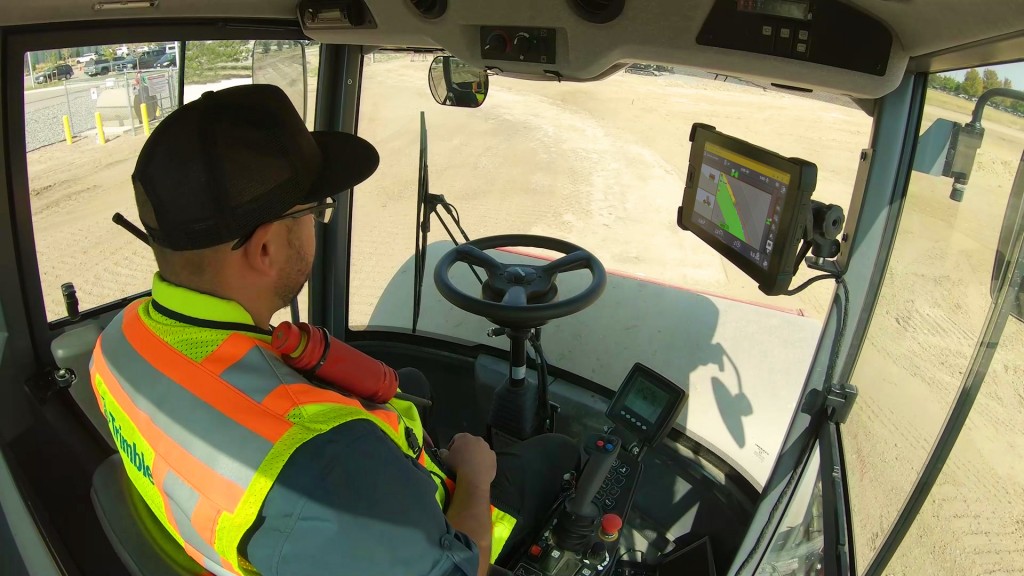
top-left (730, 72), bottom-right (926, 576)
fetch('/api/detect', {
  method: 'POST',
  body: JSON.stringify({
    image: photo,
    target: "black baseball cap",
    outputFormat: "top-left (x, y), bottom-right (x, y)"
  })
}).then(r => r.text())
top-left (133, 84), bottom-right (379, 250)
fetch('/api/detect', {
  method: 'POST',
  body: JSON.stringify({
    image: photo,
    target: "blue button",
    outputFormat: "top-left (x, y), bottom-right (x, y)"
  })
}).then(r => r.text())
top-left (604, 443), bottom-right (614, 452)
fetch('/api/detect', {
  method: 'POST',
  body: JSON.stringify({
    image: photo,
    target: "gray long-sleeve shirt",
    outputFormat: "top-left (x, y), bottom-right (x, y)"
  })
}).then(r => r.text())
top-left (244, 420), bottom-right (479, 576)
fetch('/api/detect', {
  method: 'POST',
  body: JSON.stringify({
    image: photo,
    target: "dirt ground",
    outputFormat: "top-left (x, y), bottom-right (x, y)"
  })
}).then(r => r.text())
top-left (23, 58), bottom-right (1024, 574)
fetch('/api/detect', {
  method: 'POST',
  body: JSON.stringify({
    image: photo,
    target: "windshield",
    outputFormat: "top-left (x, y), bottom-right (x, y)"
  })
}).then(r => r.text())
top-left (352, 52), bottom-right (872, 486)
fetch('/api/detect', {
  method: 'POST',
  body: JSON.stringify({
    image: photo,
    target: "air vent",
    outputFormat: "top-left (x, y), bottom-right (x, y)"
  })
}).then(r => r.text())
top-left (568, 0), bottom-right (625, 24)
top-left (410, 0), bottom-right (447, 19)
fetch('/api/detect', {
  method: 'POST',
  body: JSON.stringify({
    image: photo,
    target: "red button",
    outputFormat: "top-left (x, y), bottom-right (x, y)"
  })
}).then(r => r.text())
top-left (596, 440), bottom-right (605, 448)
top-left (601, 513), bottom-right (623, 535)
top-left (529, 544), bottom-right (542, 558)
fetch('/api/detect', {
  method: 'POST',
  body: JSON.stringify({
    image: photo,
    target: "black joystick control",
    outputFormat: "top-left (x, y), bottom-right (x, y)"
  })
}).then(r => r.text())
top-left (552, 434), bottom-right (620, 553)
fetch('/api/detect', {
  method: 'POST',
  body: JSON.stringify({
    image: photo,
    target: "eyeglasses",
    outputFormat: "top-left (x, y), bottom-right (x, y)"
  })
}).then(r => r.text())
top-left (231, 197), bottom-right (335, 250)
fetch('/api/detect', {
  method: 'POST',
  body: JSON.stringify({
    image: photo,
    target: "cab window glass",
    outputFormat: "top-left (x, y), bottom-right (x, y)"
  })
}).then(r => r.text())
top-left (844, 62), bottom-right (1024, 574)
top-left (352, 53), bottom-right (872, 486)
top-left (24, 40), bottom-right (318, 322)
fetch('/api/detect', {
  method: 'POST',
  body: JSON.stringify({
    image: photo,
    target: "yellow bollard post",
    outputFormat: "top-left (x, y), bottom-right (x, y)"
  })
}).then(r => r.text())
top-left (95, 112), bottom-right (106, 145)
top-left (62, 115), bottom-right (73, 145)
top-left (141, 103), bottom-right (151, 136)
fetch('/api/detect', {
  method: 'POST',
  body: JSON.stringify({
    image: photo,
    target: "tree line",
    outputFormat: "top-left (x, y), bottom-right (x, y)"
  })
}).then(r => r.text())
top-left (929, 68), bottom-right (1023, 115)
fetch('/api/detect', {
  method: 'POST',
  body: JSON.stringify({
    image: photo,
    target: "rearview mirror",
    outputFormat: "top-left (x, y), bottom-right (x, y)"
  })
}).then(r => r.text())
top-left (253, 41), bottom-right (309, 122)
top-left (428, 56), bottom-right (488, 108)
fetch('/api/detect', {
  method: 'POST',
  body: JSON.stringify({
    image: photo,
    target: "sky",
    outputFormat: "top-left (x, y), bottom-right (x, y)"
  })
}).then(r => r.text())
top-left (942, 62), bottom-right (1024, 88)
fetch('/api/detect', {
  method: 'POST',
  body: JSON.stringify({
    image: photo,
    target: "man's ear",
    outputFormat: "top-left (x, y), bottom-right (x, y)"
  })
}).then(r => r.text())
top-left (239, 222), bottom-right (281, 277)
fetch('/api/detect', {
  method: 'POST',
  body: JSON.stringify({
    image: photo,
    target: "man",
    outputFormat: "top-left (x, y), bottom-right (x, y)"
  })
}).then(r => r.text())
top-left (89, 84), bottom-right (577, 576)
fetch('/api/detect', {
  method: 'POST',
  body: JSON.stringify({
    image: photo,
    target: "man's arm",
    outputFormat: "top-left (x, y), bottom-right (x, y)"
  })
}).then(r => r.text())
top-left (246, 421), bottom-right (479, 576)
top-left (443, 434), bottom-right (497, 576)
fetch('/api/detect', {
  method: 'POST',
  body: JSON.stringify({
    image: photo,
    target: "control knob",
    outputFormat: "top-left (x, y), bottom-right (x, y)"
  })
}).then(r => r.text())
top-left (512, 33), bottom-right (532, 60)
top-left (484, 31), bottom-right (510, 55)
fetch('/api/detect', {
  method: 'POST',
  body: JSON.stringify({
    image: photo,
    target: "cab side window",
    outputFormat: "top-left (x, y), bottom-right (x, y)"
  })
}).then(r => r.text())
top-left (23, 40), bottom-right (318, 322)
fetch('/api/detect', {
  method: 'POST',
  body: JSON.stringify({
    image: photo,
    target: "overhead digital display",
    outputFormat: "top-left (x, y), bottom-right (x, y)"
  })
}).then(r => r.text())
top-left (736, 0), bottom-right (811, 20)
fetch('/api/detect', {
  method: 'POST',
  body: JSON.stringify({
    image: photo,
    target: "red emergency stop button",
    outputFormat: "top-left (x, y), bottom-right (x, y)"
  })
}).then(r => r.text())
top-left (529, 544), bottom-right (543, 558)
top-left (600, 513), bottom-right (623, 537)
top-left (596, 440), bottom-right (605, 448)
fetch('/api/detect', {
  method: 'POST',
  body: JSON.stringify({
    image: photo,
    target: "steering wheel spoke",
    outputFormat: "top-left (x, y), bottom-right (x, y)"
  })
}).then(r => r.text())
top-left (454, 244), bottom-right (505, 276)
top-left (541, 250), bottom-right (592, 275)
top-left (502, 286), bottom-right (528, 306)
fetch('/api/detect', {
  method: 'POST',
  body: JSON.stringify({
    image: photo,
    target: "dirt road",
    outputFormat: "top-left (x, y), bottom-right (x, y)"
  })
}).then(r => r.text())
top-left (23, 57), bottom-right (1024, 575)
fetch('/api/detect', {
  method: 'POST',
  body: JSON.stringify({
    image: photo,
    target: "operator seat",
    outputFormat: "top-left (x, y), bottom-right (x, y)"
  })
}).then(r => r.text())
top-left (92, 455), bottom-right (515, 576)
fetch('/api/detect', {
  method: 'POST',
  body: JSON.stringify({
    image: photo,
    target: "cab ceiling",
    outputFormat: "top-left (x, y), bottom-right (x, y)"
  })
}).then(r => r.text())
top-left (2, 0), bottom-right (1023, 99)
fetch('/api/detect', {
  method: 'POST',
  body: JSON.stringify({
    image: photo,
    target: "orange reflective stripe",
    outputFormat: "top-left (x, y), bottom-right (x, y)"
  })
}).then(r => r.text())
top-left (93, 349), bottom-right (246, 510)
top-left (121, 305), bottom-right (290, 443)
top-left (201, 334), bottom-right (257, 376)
top-left (180, 541), bottom-right (208, 569)
top-left (369, 408), bottom-right (400, 431)
top-left (191, 499), bottom-right (221, 544)
top-left (444, 476), bottom-right (456, 494)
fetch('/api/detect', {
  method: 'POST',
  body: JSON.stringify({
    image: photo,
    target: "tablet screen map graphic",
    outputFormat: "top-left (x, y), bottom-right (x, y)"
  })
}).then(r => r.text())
top-left (694, 157), bottom-right (773, 251)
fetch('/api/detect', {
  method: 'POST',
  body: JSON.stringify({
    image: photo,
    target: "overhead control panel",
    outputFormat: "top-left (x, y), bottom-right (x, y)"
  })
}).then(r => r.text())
top-left (697, 0), bottom-right (892, 76)
top-left (480, 26), bottom-right (557, 65)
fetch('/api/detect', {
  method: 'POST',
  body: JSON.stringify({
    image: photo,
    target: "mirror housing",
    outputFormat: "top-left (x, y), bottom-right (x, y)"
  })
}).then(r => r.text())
top-left (428, 56), bottom-right (488, 108)
top-left (911, 118), bottom-right (984, 201)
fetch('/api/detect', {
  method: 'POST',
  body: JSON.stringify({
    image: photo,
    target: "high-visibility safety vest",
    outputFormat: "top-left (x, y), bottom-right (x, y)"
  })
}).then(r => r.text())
top-left (90, 297), bottom-right (517, 575)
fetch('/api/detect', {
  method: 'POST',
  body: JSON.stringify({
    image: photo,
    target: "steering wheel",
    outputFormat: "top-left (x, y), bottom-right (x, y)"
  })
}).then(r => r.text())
top-left (434, 234), bottom-right (607, 329)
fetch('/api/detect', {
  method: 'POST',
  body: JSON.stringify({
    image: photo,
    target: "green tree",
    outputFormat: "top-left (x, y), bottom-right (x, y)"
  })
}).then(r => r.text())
top-left (982, 69), bottom-right (1001, 92)
top-left (184, 40), bottom-right (253, 84)
top-left (1003, 78), bottom-right (1013, 89)
top-left (961, 68), bottom-right (983, 97)
top-left (929, 73), bottom-right (961, 93)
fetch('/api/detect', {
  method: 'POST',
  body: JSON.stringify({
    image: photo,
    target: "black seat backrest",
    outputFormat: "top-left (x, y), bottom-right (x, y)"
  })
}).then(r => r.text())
top-left (90, 455), bottom-right (207, 576)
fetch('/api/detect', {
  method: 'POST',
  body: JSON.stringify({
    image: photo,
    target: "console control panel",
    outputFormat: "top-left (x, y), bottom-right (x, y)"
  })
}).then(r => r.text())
top-left (696, 0), bottom-right (892, 76)
top-left (593, 453), bottom-right (639, 521)
top-left (480, 26), bottom-right (557, 65)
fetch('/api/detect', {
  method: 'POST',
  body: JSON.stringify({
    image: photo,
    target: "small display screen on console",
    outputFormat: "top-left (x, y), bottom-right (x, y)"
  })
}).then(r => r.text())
top-left (624, 376), bottom-right (670, 424)
top-left (607, 363), bottom-right (687, 449)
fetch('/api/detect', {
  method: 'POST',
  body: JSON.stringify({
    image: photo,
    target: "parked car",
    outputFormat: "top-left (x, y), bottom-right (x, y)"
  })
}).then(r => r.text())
top-left (137, 48), bottom-right (166, 69)
top-left (152, 53), bottom-right (177, 69)
top-left (84, 58), bottom-right (112, 76)
top-left (33, 63), bottom-right (73, 83)
top-left (113, 56), bottom-right (138, 71)
top-left (75, 52), bottom-right (96, 63)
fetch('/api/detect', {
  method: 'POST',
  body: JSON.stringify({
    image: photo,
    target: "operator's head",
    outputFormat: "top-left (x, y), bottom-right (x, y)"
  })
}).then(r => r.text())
top-left (131, 84), bottom-right (379, 325)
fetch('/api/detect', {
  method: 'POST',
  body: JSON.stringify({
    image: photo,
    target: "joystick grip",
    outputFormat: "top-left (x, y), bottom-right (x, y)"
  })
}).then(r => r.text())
top-left (568, 434), bottom-right (620, 515)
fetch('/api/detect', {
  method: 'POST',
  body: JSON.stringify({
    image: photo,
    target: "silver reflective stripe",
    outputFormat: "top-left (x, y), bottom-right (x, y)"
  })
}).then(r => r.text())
top-left (163, 470), bottom-right (225, 570)
top-left (220, 345), bottom-right (304, 404)
top-left (101, 312), bottom-right (271, 493)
